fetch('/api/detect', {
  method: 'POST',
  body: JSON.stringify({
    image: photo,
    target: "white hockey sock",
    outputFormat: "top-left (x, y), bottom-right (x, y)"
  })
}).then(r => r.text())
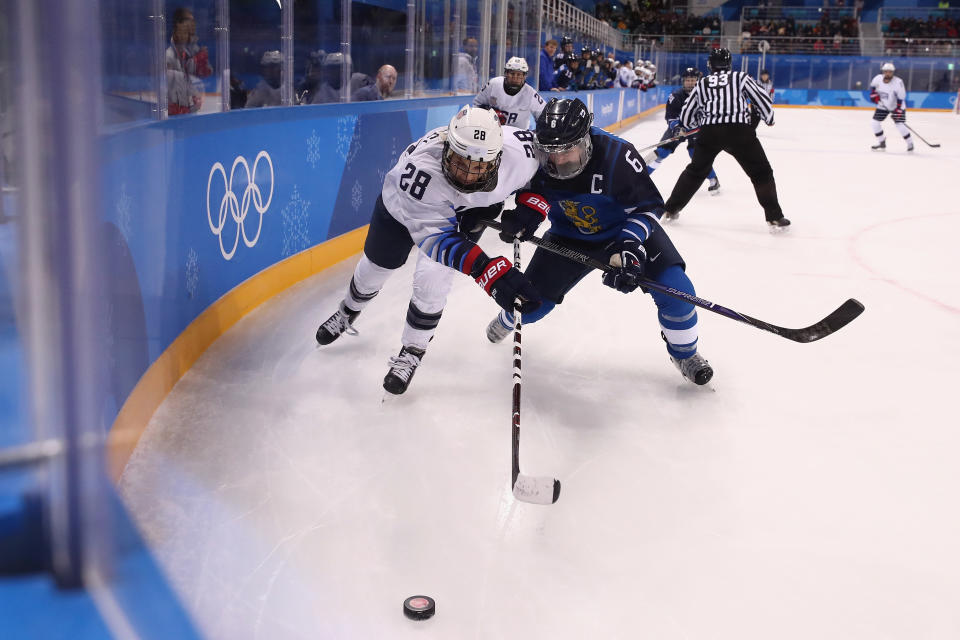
top-left (345, 254), bottom-right (393, 311)
top-left (871, 119), bottom-right (885, 143)
top-left (401, 252), bottom-right (455, 350)
top-left (894, 122), bottom-right (912, 143)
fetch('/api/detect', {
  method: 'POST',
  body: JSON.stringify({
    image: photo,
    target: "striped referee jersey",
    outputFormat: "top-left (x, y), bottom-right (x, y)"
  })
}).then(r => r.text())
top-left (679, 70), bottom-right (774, 129)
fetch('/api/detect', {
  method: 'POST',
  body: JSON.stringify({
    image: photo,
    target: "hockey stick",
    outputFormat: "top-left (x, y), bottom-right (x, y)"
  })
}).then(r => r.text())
top-left (509, 238), bottom-right (561, 505)
top-left (904, 124), bottom-right (941, 148)
top-left (635, 127), bottom-right (701, 154)
top-left (484, 221), bottom-right (864, 344)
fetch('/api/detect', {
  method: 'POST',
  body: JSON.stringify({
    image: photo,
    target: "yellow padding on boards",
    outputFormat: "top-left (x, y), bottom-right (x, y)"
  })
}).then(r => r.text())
top-left (107, 225), bottom-right (368, 481)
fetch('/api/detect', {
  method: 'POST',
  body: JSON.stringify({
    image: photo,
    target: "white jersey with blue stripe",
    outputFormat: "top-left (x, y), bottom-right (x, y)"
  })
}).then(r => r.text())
top-left (380, 125), bottom-right (539, 270)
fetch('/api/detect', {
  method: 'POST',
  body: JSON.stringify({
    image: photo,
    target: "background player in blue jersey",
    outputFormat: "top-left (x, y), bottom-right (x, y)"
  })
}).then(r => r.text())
top-left (645, 67), bottom-right (720, 195)
top-left (485, 98), bottom-right (714, 385)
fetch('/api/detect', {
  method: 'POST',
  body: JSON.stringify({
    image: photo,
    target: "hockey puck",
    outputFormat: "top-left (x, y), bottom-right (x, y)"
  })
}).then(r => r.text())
top-left (403, 595), bottom-right (436, 621)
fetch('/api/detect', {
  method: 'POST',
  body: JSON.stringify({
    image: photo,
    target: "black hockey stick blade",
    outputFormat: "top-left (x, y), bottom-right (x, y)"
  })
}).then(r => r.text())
top-left (904, 124), bottom-right (940, 148)
top-left (737, 297), bottom-right (865, 343)
top-left (482, 220), bottom-right (865, 343)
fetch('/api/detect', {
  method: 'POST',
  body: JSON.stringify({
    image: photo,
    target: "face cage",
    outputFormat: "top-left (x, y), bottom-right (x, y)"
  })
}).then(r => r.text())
top-left (535, 134), bottom-right (593, 180)
top-left (441, 143), bottom-right (502, 193)
top-left (503, 71), bottom-right (526, 96)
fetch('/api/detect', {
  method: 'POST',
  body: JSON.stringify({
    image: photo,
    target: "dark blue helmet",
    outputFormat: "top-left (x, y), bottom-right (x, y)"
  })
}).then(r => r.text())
top-left (534, 98), bottom-right (594, 179)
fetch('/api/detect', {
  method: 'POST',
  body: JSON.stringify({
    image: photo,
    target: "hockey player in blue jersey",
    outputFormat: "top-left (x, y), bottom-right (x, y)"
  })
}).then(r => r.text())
top-left (645, 67), bottom-right (720, 195)
top-left (486, 97), bottom-right (714, 385)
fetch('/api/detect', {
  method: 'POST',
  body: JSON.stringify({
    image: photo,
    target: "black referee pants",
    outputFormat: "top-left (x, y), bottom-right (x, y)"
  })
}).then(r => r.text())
top-left (664, 123), bottom-right (784, 222)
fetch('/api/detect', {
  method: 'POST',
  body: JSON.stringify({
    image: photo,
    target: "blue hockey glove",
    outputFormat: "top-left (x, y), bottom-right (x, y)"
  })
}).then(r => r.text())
top-left (602, 237), bottom-right (647, 294)
top-left (499, 192), bottom-right (550, 242)
top-left (667, 119), bottom-right (682, 136)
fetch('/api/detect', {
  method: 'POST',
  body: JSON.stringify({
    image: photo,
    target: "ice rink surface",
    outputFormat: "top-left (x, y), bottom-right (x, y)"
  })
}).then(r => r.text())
top-left (119, 107), bottom-right (960, 639)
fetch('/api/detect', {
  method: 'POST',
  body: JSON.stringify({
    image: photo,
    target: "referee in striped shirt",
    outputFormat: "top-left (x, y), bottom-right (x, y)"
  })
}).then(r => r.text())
top-left (663, 48), bottom-right (790, 231)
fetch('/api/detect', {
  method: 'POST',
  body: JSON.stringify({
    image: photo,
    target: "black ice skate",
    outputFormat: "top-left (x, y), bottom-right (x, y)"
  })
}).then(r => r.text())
top-left (767, 216), bottom-right (791, 234)
top-left (670, 353), bottom-right (714, 386)
top-left (315, 302), bottom-right (360, 345)
top-left (383, 346), bottom-right (426, 395)
top-left (708, 178), bottom-right (721, 195)
top-left (485, 313), bottom-right (513, 343)
top-left (871, 140), bottom-right (886, 151)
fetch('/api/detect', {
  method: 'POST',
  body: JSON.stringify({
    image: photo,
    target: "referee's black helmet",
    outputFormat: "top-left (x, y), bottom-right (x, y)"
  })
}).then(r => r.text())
top-left (707, 47), bottom-right (732, 72)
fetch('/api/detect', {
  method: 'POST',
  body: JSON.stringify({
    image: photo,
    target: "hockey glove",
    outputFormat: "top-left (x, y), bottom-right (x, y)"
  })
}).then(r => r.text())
top-left (499, 192), bottom-right (551, 242)
top-left (602, 238), bottom-right (647, 294)
top-left (869, 89), bottom-right (880, 104)
top-left (458, 202), bottom-right (504, 237)
top-left (471, 255), bottom-right (542, 313)
top-left (892, 105), bottom-right (906, 122)
top-left (667, 119), bottom-right (683, 136)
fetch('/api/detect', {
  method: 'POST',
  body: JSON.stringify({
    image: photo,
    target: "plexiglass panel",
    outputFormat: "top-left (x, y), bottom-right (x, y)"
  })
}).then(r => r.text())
top-left (100, 0), bottom-right (156, 123)
top-left (231, 0), bottom-right (282, 108)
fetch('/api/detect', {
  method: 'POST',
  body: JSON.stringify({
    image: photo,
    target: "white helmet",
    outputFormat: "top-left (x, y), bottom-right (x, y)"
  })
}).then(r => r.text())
top-left (442, 106), bottom-right (503, 193)
top-left (881, 62), bottom-right (895, 72)
top-left (504, 56), bottom-right (529, 74)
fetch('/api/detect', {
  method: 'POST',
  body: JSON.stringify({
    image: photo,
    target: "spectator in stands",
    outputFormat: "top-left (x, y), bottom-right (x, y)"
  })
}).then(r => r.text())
top-left (245, 50), bottom-right (283, 108)
top-left (453, 37), bottom-right (479, 93)
top-left (539, 39), bottom-right (558, 91)
top-left (166, 7), bottom-right (212, 116)
top-left (354, 65), bottom-right (399, 101)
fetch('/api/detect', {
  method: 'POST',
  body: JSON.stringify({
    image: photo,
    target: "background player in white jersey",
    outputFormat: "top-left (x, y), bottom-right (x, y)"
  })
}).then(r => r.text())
top-left (869, 62), bottom-right (913, 152)
top-left (315, 106), bottom-right (550, 395)
top-left (474, 57), bottom-right (546, 129)
top-left (616, 60), bottom-right (637, 88)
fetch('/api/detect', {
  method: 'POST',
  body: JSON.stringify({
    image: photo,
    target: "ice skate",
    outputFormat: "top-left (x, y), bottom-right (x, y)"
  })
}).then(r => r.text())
top-left (315, 302), bottom-right (360, 345)
top-left (383, 346), bottom-right (426, 395)
top-left (871, 140), bottom-right (886, 151)
top-left (670, 352), bottom-right (714, 386)
top-left (767, 216), bottom-right (791, 234)
top-left (707, 178), bottom-right (721, 195)
top-left (906, 142), bottom-right (914, 152)
top-left (662, 210), bottom-right (680, 223)
top-left (485, 313), bottom-right (513, 343)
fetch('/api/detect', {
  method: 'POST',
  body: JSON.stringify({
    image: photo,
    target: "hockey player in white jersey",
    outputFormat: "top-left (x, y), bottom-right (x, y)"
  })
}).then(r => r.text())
top-left (474, 57), bottom-right (546, 129)
top-left (315, 106), bottom-right (550, 395)
top-left (869, 62), bottom-right (913, 152)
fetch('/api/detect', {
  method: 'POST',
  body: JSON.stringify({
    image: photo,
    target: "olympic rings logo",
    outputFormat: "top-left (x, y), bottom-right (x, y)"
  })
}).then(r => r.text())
top-left (206, 151), bottom-right (274, 260)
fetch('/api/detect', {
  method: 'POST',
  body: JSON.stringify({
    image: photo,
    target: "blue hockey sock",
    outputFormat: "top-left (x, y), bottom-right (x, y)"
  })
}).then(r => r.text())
top-left (649, 266), bottom-right (699, 360)
top-left (498, 299), bottom-right (557, 326)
